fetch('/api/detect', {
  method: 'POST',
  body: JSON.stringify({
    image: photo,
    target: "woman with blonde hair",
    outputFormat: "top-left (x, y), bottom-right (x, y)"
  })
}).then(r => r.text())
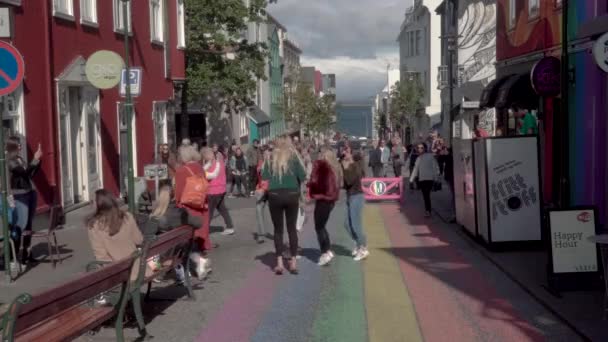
top-left (307, 148), bottom-right (341, 266)
top-left (262, 136), bottom-right (306, 274)
top-left (147, 186), bottom-right (203, 284)
top-left (174, 145), bottom-right (211, 279)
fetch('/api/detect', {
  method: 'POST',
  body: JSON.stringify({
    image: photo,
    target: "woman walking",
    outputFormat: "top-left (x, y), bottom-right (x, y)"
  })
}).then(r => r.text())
top-left (202, 147), bottom-right (235, 236)
top-left (7, 137), bottom-right (42, 264)
top-left (409, 143), bottom-right (440, 218)
top-left (174, 145), bottom-right (212, 279)
top-left (342, 147), bottom-right (370, 261)
top-left (391, 138), bottom-right (406, 177)
top-left (262, 137), bottom-right (306, 274)
top-left (308, 148), bottom-right (342, 266)
top-left (229, 147), bottom-right (248, 197)
top-left (254, 146), bottom-right (272, 243)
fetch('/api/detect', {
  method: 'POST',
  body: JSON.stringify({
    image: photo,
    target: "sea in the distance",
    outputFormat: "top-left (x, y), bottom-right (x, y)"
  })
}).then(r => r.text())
top-left (336, 104), bottom-right (373, 138)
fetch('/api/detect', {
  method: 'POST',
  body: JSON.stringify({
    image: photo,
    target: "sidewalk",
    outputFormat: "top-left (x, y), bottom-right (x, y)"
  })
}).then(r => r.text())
top-left (429, 187), bottom-right (607, 341)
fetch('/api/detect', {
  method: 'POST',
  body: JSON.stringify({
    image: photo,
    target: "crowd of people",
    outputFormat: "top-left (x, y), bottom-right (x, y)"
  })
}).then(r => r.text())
top-left (82, 135), bottom-right (370, 283)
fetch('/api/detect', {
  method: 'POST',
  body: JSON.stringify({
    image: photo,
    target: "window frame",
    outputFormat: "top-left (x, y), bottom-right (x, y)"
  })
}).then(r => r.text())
top-left (177, 0), bottom-right (186, 48)
top-left (113, 0), bottom-right (132, 35)
top-left (508, 0), bottom-right (516, 29)
top-left (0, 0), bottom-right (22, 6)
top-left (149, 0), bottom-right (164, 45)
top-left (53, 0), bottom-right (75, 21)
top-left (528, 0), bottom-right (540, 20)
top-left (80, 0), bottom-right (98, 27)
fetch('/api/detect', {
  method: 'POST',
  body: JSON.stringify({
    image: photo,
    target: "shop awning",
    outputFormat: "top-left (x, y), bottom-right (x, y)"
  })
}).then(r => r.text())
top-left (247, 106), bottom-right (271, 124)
top-left (479, 75), bottom-right (512, 108)
top-left (494, 73), bottom-right (537, 109)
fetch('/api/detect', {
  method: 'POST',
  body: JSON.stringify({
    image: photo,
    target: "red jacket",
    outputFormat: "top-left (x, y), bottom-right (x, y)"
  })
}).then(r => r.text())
top-left (307, 160), bottom-right (339, 201)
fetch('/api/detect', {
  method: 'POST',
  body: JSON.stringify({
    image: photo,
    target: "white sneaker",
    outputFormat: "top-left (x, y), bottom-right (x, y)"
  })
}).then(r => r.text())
top-left (318, 252), bottom-right (334, 266)
top-left (196, 258), bottom-right (212, 280)
top-left (354, 248), bottom-right (370, 261)
top-left (221, 228), bottom-right (235, 236)
top-left (351, 246), bottom-right (360, 257)
top-left (9, 261), bottom-right (22, 273)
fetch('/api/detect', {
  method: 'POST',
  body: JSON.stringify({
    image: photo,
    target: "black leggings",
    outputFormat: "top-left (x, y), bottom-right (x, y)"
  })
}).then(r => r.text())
top-left (207, 193), bottom-right (234, 229)
top-left (314, 200), bottom-right (335, 253)
top-left (268, 189), bottom-right (300, 257)
top-left (419, 180), bottom-right (434, 212)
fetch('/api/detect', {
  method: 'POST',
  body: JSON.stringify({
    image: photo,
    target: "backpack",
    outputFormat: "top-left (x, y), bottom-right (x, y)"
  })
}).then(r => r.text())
top-left (180, 166), bottom-right (209, 210)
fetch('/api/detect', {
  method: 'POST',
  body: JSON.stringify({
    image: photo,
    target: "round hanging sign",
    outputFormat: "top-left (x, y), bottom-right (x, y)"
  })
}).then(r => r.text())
top-left (530, 56), bottom-right (560, 97)
top-left (593, 32), bottom-right (608, 73)
top-left (85, 50), bottom-right (125, 89)
top-left (370, 180), bottom-right (387, 196)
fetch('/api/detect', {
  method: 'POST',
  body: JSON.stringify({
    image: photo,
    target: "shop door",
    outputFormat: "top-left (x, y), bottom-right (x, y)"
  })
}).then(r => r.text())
top-left (83, 87), bottom-right (101, 200)
top-left (58, 88), bottom-right (72, 207)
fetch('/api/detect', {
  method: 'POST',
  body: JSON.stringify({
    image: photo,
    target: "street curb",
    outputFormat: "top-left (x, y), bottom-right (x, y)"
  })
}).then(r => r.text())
top-left (432, 208), bottom-right (592, 341)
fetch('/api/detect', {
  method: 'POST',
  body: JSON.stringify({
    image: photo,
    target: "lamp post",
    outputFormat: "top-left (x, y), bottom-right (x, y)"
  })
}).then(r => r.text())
top-left (122, 0), bottom-right (135, 213)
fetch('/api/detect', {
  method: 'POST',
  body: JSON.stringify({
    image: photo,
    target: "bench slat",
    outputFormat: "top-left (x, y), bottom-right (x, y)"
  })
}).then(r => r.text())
top-left (16, 306), bottom-right (115, 342)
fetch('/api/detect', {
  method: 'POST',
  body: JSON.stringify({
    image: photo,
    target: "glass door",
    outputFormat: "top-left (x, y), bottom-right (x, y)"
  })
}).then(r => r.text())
top-left (83, 87), bottom-right (101, 200)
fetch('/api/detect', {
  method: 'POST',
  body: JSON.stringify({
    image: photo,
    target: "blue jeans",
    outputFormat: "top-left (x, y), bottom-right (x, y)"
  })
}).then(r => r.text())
top-left (14, 191), bottom-right (37, 250)
top-left (345, 193), bottom-right (366, 247)
top-left (255, 191), bottom-right (268, 236)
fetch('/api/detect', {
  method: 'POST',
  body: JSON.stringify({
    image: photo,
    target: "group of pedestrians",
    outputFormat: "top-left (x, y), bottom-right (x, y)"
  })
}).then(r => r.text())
top-left (83, 135), bottom-right (369, 285)
top-left (368, 137), bottom-right (407, 178)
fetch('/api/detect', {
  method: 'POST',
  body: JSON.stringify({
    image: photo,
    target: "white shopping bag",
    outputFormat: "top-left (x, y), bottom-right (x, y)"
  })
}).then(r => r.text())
top-left (296, 207), bottom-right (305, 231)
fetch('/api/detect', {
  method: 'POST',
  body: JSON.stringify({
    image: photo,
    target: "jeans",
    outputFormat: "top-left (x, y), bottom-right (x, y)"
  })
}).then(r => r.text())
top-left (372, 165), bottom-right (383, 178)
top-left (232, 174), bottom-right (247, 195)
top-left (14, 191), bottom-right (37, 253)
top-left (393, 162), bottom-right (403, 177)
top-left (207, 193), bottom-right (234, 229)
top-left (249, 166), bottom-right (258, 194)
top-left (268, 189), bottom-right (300, 257)
top-left (419, 180), bottom-right (434, 212)
top-left (345, 193), bottom-right (366, 247)
top-left (255, 191), bottom-right (268, 236)
top-left (314, 200), bottom-right (335, 253)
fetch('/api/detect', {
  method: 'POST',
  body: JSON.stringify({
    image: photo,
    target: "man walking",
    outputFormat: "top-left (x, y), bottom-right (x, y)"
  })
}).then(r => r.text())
top-left (246, 139), bottom-right (261, 196)
top-left (368, 140), bottom-right (383, 177)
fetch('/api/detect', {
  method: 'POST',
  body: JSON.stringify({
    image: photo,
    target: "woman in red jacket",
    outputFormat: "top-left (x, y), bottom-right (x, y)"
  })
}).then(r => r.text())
top-left (308, 148), bottom-right (341, 266)
top-left (174, 145), bottom-right (211, 279)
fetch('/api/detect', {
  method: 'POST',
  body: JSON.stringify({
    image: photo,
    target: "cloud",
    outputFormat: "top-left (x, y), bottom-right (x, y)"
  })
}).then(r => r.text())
top-left (268, 0), bottom-right (412, 102)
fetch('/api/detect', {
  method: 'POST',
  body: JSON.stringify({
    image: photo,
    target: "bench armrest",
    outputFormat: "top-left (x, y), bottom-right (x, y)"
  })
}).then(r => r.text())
top-left (1, 293), bottom-right (32, 340)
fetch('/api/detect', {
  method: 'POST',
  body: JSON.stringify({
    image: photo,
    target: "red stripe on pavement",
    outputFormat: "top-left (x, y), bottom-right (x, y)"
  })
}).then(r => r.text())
top-left (381, 204), bottom-right (545, 342)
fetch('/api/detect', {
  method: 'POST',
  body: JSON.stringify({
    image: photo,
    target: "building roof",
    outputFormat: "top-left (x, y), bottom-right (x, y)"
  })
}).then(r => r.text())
top-left (247, 106), bottom-right (271, 124)
top-left (283, 38), bottom-right (302, 54)
top-left (267, 13), bottom-right (287, 32)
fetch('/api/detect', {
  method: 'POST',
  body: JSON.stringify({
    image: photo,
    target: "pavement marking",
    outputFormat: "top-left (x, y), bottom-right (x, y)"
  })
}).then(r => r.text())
top-left (250, 217), bottom-right (323, 342)
top-left (311, 204), bottom-right (367, 342)
top-left (363, 204), bottom-right (423, 342)
top-left (195, 260), bottom-right (280, 342)
top-left (382, 204), bottom-right (545, 342)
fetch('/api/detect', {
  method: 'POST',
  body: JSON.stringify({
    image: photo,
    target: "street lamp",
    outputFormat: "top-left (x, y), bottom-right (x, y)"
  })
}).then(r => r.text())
top-left (122, 0), bottom-right (135, 213)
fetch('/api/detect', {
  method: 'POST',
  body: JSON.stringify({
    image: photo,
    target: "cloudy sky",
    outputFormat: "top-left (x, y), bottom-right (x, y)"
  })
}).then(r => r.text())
top-left (268, 0), bottom-right (412, 104)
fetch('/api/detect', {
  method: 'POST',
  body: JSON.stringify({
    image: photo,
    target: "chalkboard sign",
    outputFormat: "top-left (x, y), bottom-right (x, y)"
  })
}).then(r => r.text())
top-left (547, 207), bottom-right (600, 291)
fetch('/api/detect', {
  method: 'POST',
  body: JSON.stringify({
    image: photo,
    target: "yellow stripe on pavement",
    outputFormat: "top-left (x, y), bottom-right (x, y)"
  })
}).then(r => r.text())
top-left (363, 205), bottom-right (423, 342)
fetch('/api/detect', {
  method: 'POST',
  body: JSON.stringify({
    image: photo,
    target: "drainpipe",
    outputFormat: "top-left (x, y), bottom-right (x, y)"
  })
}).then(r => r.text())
top-left (559, 0), bottom-right (570, 207)
top-left (43, 1), bottom-right (58, 192)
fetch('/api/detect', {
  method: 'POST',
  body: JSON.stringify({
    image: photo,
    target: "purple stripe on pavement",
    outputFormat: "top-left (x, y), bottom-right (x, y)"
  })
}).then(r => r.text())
top-left (195, 263), bottom-right (279, 342)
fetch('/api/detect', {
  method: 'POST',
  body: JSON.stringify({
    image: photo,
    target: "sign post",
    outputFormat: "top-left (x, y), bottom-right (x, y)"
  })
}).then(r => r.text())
top-left (0, 41), bottom-right (25, 282)
top-left (122, 0), bottom-right (135, 214)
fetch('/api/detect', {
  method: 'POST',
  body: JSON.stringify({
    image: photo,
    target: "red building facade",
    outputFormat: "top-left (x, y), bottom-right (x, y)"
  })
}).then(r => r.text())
top-left (0, 0), bottom-right (185, 212)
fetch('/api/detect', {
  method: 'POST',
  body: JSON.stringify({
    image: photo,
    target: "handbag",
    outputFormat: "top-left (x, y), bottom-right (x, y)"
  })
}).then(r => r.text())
top-left (432, 180), bottom-right (442, 192)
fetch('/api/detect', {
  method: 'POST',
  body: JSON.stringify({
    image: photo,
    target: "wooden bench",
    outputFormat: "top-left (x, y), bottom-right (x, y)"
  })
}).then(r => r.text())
top-left (0, 250), bottom-right (143, 342)
top-left (139, 226), bottom-right (197, 301)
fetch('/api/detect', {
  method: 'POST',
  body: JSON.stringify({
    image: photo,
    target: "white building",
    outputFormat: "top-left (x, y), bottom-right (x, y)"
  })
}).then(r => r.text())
top-left (372, 68), bottom-right (400, 139)
top-left (397, 0), bottom-right (442, 140)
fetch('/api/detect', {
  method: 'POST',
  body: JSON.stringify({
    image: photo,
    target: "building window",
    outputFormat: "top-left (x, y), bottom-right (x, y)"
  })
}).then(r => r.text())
top-left (113, 0), bottom-right (132, 34)
top-left (150, 0), bottom-right (164, 43)
top-left (0, 0), bottom-right (22, 5)
top-left (415, 30), bottom-right (421, 56)
top-left (509, 0), bottom-right (516, 28)
top-left (409, 32), bottom-right (414, 57)
top-left (80, 0), bottom-right (97, 26)
top-left (529, 0), bottom-right (539, 19)
top-left (0, 85), bottom-right (26, 159)
top-left (54, 0), bottom-right (74, 19)
top-left (555, 0), bottom-right (562, 7)
top-left (177, 0), bottom-right (186, 48)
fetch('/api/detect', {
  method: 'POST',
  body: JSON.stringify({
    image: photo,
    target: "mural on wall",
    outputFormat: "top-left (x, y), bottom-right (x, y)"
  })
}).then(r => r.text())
top-left (496, 0), bottom-right (561, 61)
top-left (457, 0), bottom-right (497, 86)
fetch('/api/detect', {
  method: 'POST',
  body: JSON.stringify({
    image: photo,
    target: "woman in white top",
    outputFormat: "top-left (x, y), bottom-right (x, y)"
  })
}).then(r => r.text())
top-left (409, 143), bottom-right (440, 217)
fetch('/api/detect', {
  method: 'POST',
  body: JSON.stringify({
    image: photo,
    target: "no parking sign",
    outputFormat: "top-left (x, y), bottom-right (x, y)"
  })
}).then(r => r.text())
top-left (0, 41), bottom-right (25, 96)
